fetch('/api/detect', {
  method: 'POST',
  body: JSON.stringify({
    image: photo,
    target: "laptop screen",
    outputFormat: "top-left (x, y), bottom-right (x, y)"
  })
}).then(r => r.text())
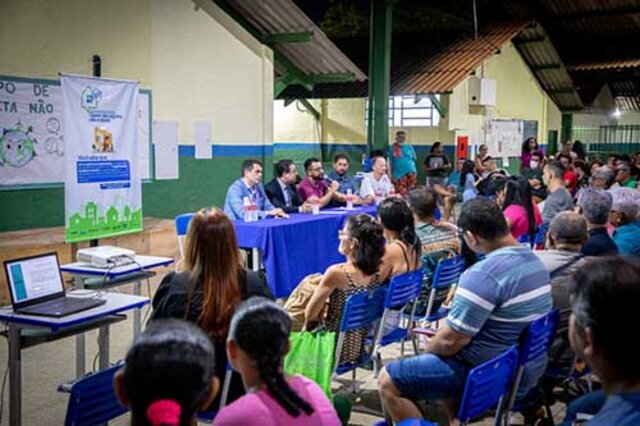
top-left (4, 253), bottom-right (64, 305)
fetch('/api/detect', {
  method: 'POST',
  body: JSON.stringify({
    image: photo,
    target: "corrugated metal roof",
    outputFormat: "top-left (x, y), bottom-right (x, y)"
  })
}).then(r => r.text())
top-left (513, 23), bottom-right (584, 110)
top-left (392, 22), bottom-right (528, 95)
top-left (542, 0), bottom-right (640, 34)
top-left (224, 0), bottom-right (366, 81)
top-left (568, 58), bottom-right (640, 71)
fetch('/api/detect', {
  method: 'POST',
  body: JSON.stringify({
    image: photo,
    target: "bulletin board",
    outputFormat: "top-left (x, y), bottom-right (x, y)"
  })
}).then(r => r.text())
top-left (486, 119), bottom-right (524, 158)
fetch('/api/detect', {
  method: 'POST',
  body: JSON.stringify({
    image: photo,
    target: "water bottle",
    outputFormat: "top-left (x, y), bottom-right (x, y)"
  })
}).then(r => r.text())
top-left (375, 188), bottom-right (383, 205)
top-left (346, 188), bottom-right (354, 210)
top-left (250, 198), bottom-right (258, 222)
top-left (243, 197), bottom-right (251, 222)
top-left (311, 197), bottom-right (320, 215)
top-left (388, 186), bottom-right (396, 198)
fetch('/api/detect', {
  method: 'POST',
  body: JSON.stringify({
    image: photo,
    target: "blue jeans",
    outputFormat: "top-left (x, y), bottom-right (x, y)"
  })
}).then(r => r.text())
top-left (386, 354), bottom-right (469, 401)
top-left (559, 390), bottom-right (606, 426)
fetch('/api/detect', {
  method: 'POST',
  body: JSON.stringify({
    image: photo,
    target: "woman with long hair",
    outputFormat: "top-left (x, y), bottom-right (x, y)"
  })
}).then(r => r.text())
top-left (494, 176), bottom-right (542, 239)
top-left (378, 197), bottom-right (421, 277)
top-left (459, 159), bottom-right (478, 202)
top-left (305, 214), bottom-right (386, 364)
top-left (520, 137), bottom-right (543, 171)
top-left (215, 298), bottom-right (340, 425)
top-left (151, 207), bottom-right (273, 409)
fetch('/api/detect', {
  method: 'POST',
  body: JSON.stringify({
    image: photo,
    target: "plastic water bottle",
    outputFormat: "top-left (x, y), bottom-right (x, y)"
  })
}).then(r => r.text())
top-left (388, 186), bottom-right (396, 197)
top-left (243, 197), bottom-right (252, 222)
top-left (311, 197), bottom-right (320, 215)
top-left (346, 188), bottom-right (354, 210)
top-left (375, 188), bottom-right (383, 205)
top-left (250, 198), bottom-right (258, 222)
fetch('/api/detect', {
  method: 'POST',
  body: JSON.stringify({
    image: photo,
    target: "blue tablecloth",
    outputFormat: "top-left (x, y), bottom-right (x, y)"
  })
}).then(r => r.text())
top-left (233, 205), bottom-right (378, 297)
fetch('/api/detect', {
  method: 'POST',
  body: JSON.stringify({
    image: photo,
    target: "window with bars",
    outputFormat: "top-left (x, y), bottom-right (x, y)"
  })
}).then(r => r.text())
top-left (365, 95), bottom-right (441, 127)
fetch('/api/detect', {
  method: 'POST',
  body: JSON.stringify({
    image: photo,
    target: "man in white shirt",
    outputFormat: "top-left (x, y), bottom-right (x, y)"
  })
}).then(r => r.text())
top-left (360, 154), bottom-right (394, 204)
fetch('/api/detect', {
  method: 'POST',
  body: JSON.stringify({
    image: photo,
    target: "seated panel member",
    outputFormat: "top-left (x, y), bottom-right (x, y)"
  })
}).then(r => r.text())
top-left (297, 158), bottom-right (339, 208)
top-left (265, 160), bottom-right (311, 214)
top-left (327, 154), bottom-right (363, 207)
top-left (360, 154), bottom-right (393, 204)
top-left (223, 159), bottom-right (285, 220)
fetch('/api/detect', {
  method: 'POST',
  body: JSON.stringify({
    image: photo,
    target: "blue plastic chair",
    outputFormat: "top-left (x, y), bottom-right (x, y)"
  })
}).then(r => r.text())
top-left (63, 364), bottom-right (128, 426)
top-left (373, 419), bottom-right (439, 426)
top-left (197, 362), bottom-right (235, 422)
top-left (175, 212), bottom-right (195, 271)
top-left (503, 310), bottom-right (560, 425)
top-left (333, 286), bottom-right (387, 390)
top-left (372, 269), bottom-right (424, 369)
top-left (457, 345), bottom-right (519, 426)
top-left (411, 256), bottom-right (466, 341)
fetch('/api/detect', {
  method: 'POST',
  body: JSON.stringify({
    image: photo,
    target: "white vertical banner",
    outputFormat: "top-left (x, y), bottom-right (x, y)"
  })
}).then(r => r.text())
top-left (61, 74), bottom-right (141, 243)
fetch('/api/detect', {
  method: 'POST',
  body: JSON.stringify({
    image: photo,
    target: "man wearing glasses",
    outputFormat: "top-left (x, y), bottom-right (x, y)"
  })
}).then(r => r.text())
top-left (297, 157), bottom-right (339, 208)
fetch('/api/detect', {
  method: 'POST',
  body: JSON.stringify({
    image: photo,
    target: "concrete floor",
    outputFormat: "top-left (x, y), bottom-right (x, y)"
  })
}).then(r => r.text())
top-left (0, 274), bottom-right (567, 426)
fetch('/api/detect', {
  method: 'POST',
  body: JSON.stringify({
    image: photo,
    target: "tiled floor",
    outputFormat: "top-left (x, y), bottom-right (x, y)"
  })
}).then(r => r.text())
top-left (0, 274), bottom-right (568, 426)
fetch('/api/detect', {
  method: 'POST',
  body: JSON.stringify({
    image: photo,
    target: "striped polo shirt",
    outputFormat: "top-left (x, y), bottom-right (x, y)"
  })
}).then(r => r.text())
top-left (447, 245), bottom-right (552, 366)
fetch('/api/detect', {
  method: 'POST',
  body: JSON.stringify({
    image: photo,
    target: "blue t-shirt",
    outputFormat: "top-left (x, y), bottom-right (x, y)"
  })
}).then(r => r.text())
top-left (613, 220), bottom-right (640, 255)
top-left (448, 245), bottom-right (552, 366)
top-left (588, 391), bottom-right (640, 425)
top-left (388, 144), bottom-right (417, 179)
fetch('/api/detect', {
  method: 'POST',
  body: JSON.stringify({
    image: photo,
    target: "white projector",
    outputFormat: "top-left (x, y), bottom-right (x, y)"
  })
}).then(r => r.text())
top-left (76, 246), bottom-right (136, 268)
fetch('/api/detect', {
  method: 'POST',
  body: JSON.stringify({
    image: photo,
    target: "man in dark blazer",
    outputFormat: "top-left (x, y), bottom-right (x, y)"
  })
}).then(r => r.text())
top-left (265, 159), bottom-right (311, 213)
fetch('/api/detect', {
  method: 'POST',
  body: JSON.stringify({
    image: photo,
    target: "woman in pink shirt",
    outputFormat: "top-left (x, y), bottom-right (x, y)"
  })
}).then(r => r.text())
top-left (215, 298), bottom-right (340, 426)
top-left (495, 176), bottom-right (541, 240)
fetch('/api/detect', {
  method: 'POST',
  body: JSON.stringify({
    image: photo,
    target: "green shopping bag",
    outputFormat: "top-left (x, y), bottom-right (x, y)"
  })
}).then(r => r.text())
top-left (284, 330), bottom-right (336, 400)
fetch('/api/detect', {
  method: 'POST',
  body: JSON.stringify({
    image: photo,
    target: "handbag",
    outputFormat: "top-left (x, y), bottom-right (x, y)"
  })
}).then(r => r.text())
top-left (284, 273), bottom-right (323, 332)
top-left (284, 330), bottom-right (336, 400)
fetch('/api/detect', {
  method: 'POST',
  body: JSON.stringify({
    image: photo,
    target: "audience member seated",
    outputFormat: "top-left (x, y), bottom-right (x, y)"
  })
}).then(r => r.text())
top-left (522, 151), bottom-right (546, 203)
top-left (114, 319), bottom-right (219, 426)
top-left (407, 187), bottom-right (461, 317)
top-left (388, 130), bottom-right (418, 196)
top-left (360, 154), bottom-right (394, 204)
top-left (610, 198), bottom-right (640, 255)
top-left (327, 154), bottom-right (362, 207)
top-left (151, 208), bottom-right (274, 409)
top-left (475, 156), bottom-right (507, 196)
top-left (614, 162), bottom-right (638, 189)
top-left (573, 160), bottom-right (590, 191)
top-left (224, 159), bottom-right (285, 220)
top-left (564, 257), bottom-right (640, 425)
top-left (216, 298), bottom-right (340, 426)
top-left (423, 142), bottom-right (457, 221)
top-left (535, 211), bottom-right (591, 370)
top-left (605, 154), bottom-right (619, 171)
top-left (264, 159), bottom-right (311, 214)
top-left (378, 198), bottom-right (552, 424)
top-left (559, 154), bottom-right (578, 194)
top-left (378, 197), bottom-right (421, 277)
top-left (305, 214), bottom-right (386, 365)
top-left (520, 136), bottom-right (544, 172)
top-left (591, 166), bottom-right (615, 190)
top-left (554, 140), bottom-right (578, 161)
top-left (577, 189), bottom-right (618, 256)
top-left (297, 158), bottom-right (340, 208)
top-left (542, 160), bottom-right (574, 224)
top-left (494, 176), bottom-right (541, 240)
top-left (460, 160), bottom-right (478, 203)
top-left (474, 143), bottom-right (489, 175)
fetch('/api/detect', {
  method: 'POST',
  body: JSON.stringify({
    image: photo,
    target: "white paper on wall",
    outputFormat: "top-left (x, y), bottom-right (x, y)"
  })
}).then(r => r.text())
top-left (154, 120), bottom-right (179, 180)
top-left (194, 121), bottom-right (212, 159)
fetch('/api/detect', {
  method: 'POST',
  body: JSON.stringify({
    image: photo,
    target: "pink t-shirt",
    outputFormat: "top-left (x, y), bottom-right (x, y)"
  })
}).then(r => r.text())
top-left (504, 204), bottom-right (542, 239)
top-left (297, 177), bottom-right (329, 202)
top-left (214, 375), bottom-right (340, 426)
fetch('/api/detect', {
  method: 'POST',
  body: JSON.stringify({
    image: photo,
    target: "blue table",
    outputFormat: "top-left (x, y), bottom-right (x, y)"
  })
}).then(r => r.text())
top-left (233, 205), bottom-right (378, 297)
top-left (0, 292), bottom-right (149, 426)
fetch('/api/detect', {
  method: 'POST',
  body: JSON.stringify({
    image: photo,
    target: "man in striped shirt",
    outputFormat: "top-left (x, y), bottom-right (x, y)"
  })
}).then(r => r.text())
top-left (379, 198), bottom-right (552, 423)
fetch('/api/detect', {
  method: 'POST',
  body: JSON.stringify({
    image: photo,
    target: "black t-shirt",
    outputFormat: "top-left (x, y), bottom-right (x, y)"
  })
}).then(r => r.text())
top-left (423, 154), bottom-right (450, 178)
top-left (150, 268), bottom-right (273, 409)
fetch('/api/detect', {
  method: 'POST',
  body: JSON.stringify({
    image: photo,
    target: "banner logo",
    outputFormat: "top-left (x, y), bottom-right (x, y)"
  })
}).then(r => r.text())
top-left (80, 86), bottom-right (102, 112)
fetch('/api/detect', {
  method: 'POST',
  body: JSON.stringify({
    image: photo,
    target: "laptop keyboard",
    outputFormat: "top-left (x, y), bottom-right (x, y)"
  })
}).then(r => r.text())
top-left (22, 296), bottom-right (105, 316)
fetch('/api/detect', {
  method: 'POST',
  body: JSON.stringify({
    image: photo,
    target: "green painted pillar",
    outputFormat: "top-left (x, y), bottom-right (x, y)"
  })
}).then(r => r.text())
top-left (560, 113), bottom-right (573, 153)
top-left (367, 0), bottom-right (396, 155)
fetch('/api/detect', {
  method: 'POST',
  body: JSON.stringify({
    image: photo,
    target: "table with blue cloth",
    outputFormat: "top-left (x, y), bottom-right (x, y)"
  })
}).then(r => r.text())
top-left (233, 205), bottom-right (378, 298)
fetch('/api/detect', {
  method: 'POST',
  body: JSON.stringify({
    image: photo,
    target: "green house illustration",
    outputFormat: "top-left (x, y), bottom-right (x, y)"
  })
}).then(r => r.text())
top-left (107, 206), bottom-right (119, 224)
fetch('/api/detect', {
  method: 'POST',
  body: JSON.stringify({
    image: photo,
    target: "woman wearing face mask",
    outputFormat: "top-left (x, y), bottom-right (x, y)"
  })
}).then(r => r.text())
top-left (522, 152), bottom-right (547, 204)
top-left (520, 137), bottom-right (544, 172)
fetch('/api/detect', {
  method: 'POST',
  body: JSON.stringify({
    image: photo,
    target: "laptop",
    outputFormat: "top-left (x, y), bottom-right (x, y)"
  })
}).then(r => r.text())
top-left (4, 252), bottom-right (106, 317)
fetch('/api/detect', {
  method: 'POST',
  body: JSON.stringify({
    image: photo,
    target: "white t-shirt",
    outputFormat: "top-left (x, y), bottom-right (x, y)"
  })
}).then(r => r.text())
top-left (360, 172), bottom-right (393, 198)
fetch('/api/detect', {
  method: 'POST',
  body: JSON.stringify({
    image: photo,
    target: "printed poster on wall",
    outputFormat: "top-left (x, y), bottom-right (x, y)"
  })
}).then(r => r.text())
top-left (61, 74), bottom-right (141, 243)
top-left (0, 75), bottom-right (152, 186)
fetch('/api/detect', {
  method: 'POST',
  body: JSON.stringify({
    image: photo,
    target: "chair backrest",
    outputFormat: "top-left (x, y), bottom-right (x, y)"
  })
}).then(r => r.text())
top-left (431, 255), bottom-right (466, 290)
top-left (339, 285), bottom-right (387, 332)
top-left (65, 365), bottom-right (128, 426)
top-left (519, 309), bottom-right (560, 365)
top-left (457, 345), bottom-right (519, 423)
top-left (384, 269), bottom-right (424, 310)
top-left (175, 212), bottom-right (195, 270)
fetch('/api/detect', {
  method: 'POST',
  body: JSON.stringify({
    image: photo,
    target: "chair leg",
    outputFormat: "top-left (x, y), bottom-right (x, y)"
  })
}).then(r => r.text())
top-left (351, 368), bottom-right (358, 394)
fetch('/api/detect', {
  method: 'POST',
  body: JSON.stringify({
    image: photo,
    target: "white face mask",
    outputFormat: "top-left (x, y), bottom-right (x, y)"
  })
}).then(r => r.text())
top-left (530, 160), bottom-right (540, 169)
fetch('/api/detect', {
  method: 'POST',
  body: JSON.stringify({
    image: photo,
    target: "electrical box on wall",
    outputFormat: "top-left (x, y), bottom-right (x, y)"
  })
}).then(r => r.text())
top-left (469, 77), bottom-right (497, 106)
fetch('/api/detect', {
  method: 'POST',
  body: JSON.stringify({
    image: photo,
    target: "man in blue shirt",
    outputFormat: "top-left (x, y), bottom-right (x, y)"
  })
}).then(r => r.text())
top-left (327, 154), bottom-right (361, 207)
top-left (378, 198), bottom-right (551, 423)
top-left (223, 159), bottom-right (285, 220)
top-left (565, 257), bottom-right (640, 425)
top-left (610, 198), bottom-right (640, 255)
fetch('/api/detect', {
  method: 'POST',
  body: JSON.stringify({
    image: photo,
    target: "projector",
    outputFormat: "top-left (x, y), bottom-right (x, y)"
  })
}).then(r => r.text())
top-left (77, 246), bottom-right (136, 268)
